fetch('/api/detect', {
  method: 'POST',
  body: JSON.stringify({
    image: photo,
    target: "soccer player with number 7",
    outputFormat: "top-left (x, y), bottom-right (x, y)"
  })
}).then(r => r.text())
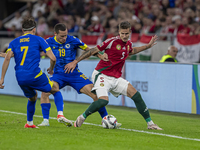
top-left (0, 17), bottom-right (72, 128)
top-left (64, 21), bottom-right (163, 130)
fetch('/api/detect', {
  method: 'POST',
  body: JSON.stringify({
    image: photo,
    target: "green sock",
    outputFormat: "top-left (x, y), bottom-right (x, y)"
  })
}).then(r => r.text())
top-left (83, 99), bottom-right (108, 118)
top-left (131, 91), bottom-right (151, 122)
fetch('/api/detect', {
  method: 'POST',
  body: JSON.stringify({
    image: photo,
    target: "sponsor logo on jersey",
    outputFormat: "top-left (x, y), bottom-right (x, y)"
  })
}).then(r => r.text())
top-left (100, 83), bottom-right (104, 87)
top-left (65, 44), bottom-right (70, 48)
top-left (122, 46), bottom-right (126, 50)
top-left (116, 44), bottom-right (121, 50)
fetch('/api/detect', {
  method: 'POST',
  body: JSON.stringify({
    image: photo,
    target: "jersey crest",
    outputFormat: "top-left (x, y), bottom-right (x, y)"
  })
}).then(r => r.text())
top-left (65, 44), bottom-right (70, 48)
top-left (116, 44), bottom-right (121, 50)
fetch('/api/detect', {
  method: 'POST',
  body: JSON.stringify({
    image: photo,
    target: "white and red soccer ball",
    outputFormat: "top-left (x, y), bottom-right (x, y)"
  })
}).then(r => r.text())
top-left (102, 115), bottom-right (117, 129)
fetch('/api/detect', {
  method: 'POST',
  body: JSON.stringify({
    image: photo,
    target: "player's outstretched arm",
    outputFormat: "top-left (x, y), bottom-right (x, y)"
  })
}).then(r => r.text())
top-left (130, 35), bottom-right (158, 55)
top-left (64, 46), bottom-right (100, 73)
top-left (84, 47), bottom-right (109, 61)
top-left (0, 51), bottom-right (13, 89)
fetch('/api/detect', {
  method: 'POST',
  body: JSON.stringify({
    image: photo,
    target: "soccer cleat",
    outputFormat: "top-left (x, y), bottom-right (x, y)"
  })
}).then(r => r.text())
top-left (147, 124), bottom-right (163, 130)
top-left (38, 120), bottom-right (50, 126)
top-left (57, 115), bottom-right (73, 127)
top-left (116, 122), bottom-right (122, 128)
top-left (24, 123), bottom-right (39, 128)
top-left (74, 115), bottom-right (85, 127)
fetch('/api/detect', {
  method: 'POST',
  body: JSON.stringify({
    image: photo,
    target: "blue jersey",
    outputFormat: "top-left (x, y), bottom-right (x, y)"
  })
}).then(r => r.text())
top-left (7, 33), bottom-right (51, 81)
top-left (46, 35), bottom-right (87, 74)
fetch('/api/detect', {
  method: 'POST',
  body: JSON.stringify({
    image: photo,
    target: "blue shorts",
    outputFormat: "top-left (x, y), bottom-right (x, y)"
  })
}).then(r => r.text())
top-left (18, 73), bottom-right (53, 98)
top-left (51, 69), bottom-right (92, 94)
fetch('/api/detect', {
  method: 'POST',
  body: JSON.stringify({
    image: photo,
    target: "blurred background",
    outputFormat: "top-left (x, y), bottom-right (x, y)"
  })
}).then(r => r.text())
top-left (0, 0), bottom-right (200, 62)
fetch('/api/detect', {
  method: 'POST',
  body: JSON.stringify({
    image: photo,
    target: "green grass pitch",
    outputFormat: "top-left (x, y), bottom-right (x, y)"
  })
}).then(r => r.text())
top-left (0, 94), bottom-right (200, 150)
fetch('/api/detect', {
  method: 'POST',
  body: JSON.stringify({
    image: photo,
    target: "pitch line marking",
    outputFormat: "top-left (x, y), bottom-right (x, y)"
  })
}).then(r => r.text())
top-left (0, 109), bottom-right (200, 142)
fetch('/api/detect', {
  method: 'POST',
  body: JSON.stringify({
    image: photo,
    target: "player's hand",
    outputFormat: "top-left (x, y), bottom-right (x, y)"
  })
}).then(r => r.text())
top-left (0, 52), bottom-right (5, 58)
top-left (47, 67), bottom-right (54, 75)
top-left (0, 79), bottom-right (5, 89)
top-left (148, 35), bottom-right (158, 48)
top-left (64, 60), bottom-right (78, 73)
top-left (99, 53), bottom-right (109, 61)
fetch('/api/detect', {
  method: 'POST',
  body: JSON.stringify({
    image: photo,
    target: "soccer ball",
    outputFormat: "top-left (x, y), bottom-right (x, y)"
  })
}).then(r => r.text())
top-left (102, 115), bottom-right (117, 129)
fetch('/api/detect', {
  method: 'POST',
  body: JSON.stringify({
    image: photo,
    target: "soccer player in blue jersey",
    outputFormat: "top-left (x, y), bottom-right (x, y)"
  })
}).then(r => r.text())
top-left (0, 17), bottom-right (73, 128)
top-left (38, 23), bottom-right (118, 127)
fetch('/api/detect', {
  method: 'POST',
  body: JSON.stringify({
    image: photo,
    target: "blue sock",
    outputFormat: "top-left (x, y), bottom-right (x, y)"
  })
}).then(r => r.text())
top-left (41, 103), bottom-right (51, 119)
top-left (98, 106), bottom-right (108, 118)
top-left (53, 91), bottom-right (64, 112)
top-left (27, 100), bottom-right (36, 121)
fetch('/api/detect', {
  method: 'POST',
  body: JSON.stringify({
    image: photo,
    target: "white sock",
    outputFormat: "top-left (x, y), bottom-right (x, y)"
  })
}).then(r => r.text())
top-left (147, 120), bottom-right (154, 126)
top-left (44, 119), bottom-right (49, 122)
top-left (27, 121), bottom-right (33, 125)
top-left (80, 114), bottom-right (85, 119)
top-left (58, 111), bottom-right (63, 115)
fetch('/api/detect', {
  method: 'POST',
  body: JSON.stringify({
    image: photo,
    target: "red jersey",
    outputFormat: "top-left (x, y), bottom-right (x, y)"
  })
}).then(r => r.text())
top-left (96, 36), bottom-right (133, 78)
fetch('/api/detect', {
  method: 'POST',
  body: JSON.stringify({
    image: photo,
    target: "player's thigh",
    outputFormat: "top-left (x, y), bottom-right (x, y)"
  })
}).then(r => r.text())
top-left (80, 84), bottom-right (98, 101)
top-left (91, 72), bottom-right (110, 100)
top-left (33, 73), bottom-right (53, 93)
top-left (69, 70), bottom-right (93, 94)
top-left (50, 73), bottom-right (68, 90)
top-left (19, 84), bottom-right (37, 99)
top-left (111, 77), bottom-right (129, 97)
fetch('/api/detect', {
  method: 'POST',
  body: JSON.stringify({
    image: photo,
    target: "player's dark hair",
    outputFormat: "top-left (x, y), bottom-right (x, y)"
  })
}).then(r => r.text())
top-left (118, 21), bottom-right (131, 30)
top-left (54, 23), bottom-right (67, 34)
top-left (22, 17), bottom-right (36, 31)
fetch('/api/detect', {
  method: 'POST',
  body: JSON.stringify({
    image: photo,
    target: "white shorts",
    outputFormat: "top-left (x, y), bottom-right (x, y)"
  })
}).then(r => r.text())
top-left (91, 70), bottom-right (129, 98)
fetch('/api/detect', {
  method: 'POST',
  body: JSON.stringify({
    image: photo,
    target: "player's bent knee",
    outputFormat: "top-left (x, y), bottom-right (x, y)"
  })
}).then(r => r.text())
top-left (29, 92), bottom-right (37, 102)
top-left (50, 81), bottom-right (60, 94)
top-left (88, 93), bottom-right (98, 101)
top-left (99, 96), bottom-right (109, 101)
top-left (127, 83), bottom-right (137, 98)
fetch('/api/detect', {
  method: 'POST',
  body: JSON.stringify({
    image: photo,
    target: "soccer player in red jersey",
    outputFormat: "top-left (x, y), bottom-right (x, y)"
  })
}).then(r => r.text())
top-left (65, 21), bottom-right (162, 130)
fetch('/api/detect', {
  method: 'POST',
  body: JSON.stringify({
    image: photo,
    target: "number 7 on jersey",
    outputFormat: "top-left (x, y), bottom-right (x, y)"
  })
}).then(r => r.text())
top-left (20, 46), bottom-right (28, 66)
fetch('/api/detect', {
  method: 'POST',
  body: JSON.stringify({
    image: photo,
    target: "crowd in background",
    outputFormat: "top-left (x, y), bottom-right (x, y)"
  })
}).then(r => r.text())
top-left (0, 0), bottom-right (200, 40)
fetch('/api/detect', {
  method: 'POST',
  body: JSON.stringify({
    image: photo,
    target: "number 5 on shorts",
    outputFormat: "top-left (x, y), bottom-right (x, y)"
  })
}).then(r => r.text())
top-left (20, 46), bottom-right (28, 66)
